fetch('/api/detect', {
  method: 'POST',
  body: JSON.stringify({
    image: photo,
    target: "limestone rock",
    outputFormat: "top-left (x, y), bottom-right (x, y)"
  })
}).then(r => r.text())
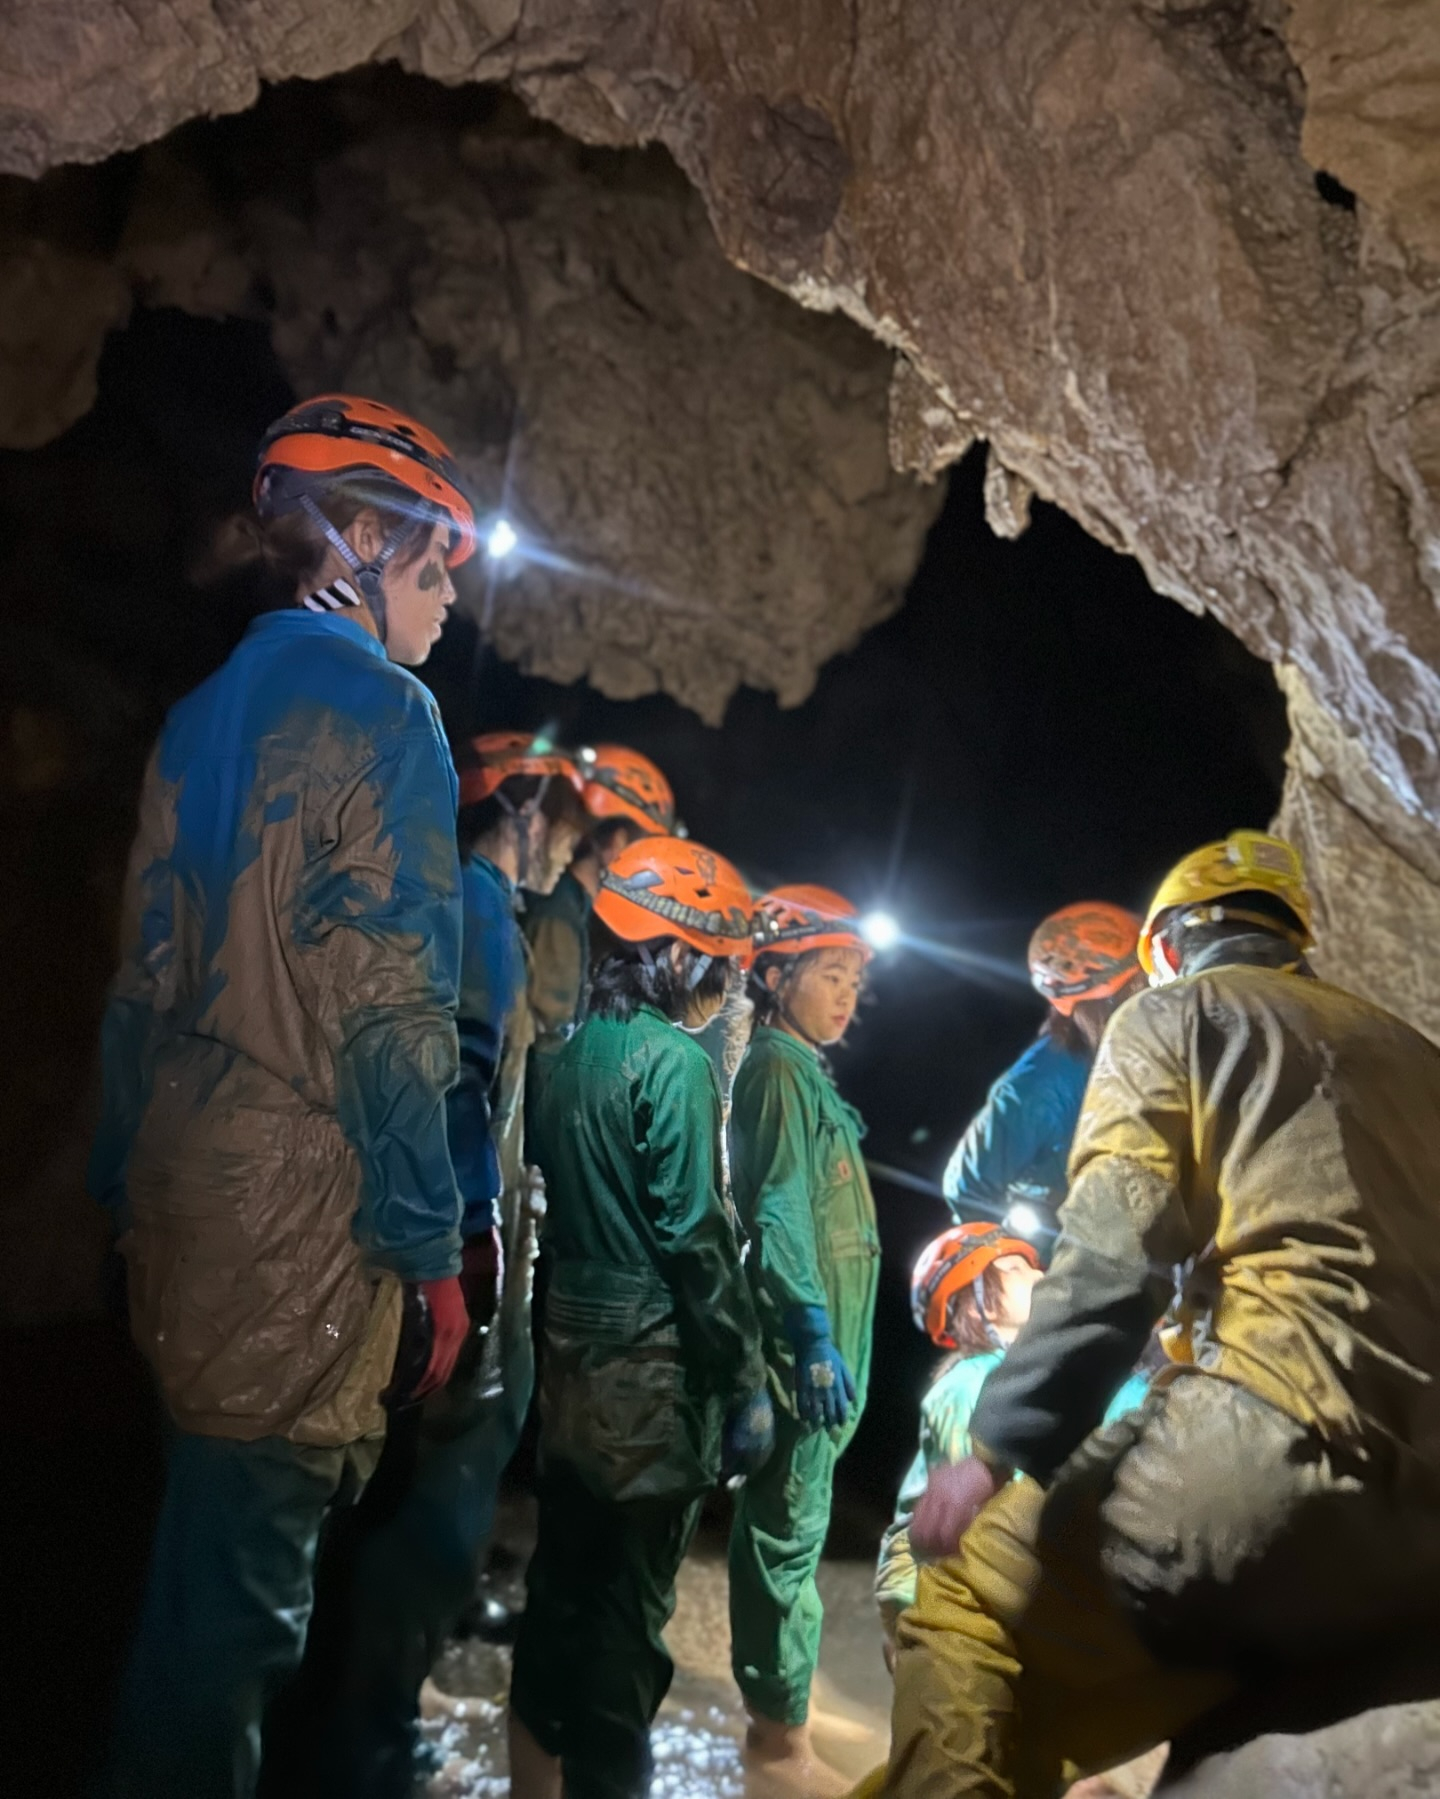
top-left (1161, 1699), bottom-right (1440, 1797)
top-left (983, 448), bottom-right (1034, 542)
top-left (1275, 666), bottom-right (1440, 1044)
top-left (3, 1), bottom-right (1440, 822)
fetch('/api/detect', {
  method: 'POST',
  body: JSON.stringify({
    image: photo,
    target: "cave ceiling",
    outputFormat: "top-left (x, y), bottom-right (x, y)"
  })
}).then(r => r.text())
top-left (0, 0), bottom-right (1438, 816)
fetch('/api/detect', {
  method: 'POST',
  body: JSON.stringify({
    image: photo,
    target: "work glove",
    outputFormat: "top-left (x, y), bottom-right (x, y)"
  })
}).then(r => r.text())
top-left (721, 1388), bottom-right (776, 1483)
top-left (782, 1304), bottom-right (857, 1431)
top-left (386, 1274), bottom-right (470, 1409)
top-left (911, 1454), bottom-right (1005, 1560)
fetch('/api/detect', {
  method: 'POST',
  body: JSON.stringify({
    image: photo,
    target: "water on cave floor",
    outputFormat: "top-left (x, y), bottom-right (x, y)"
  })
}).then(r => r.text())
top-left (418, 1513), bottom-right (891, 1799)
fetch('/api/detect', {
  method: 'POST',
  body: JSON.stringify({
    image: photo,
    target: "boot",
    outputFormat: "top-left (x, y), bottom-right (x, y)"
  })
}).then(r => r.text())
top-left (742, 1709), bottom-right (852, 1798)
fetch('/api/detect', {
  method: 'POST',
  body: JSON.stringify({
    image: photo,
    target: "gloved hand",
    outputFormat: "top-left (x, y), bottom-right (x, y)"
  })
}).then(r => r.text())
top-left (782, 1304), bottom-right (857, 1431)
top-left (414, 1275), bottom-right (469, 1398)
top-left (910, 1454), bottom-right (1004, 1560)
top-left (460, 1227), bottom-right (504, 1328)
top-left (721, 1388), bottom-right (776, 1482)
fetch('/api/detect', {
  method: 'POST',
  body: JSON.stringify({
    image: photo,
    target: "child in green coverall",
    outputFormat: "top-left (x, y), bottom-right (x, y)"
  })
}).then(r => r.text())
top-left (728, 885), bottom-right (881, 1796)
top-left (508, 836), bottom-right (772, 1799)
top-left (878, 1223), bottom-right (1151, 1649)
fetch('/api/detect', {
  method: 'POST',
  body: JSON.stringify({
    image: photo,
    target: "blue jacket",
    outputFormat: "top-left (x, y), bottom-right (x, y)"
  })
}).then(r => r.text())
top-left (942, 1033), bottom-right (1092, 1215)
top-left (89, 609), bottom-right (464, 1445)
top-left (448, 853), bottom-right (527, 1237)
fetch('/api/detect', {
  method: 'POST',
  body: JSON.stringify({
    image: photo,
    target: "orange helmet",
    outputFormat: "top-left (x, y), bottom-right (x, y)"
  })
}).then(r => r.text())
top-left (1028, 903), bottom-right (1141, 1017)
top-left (458, 732), bottom-right (583, 809)
top-left (255, 394), bottom-right (477, 567)
top-left (753, 885), bottom-right (873, 962)
top-left (911, 1223), bottom-right (1041, 1349)
top-left (580, 744), bottom-right (676, 836)
top-left (596, 836), bottom-right (754, 958)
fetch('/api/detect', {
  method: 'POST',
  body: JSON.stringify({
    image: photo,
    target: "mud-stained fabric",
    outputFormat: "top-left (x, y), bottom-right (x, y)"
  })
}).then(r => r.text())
top-left (727, 1025), bottom-right (880, 1722)
top-left (523, 869), bottom-right (591, 1047)
top-left (530, 1005), bottom-right (764, 1503)
top-left (89, 610), bottom-right (464, 1446)
top-left (875, 1356), bottom-right (1150, 1631)
top-left (876, 1375), bottom-right (1440, 1799)
top-left (730, 1026), bottom-right (881, 1419)
top-left (971, 963), bottom-right (1440, 1489)
top-left (941, 1034), bottom-right (1091, 1216)
top-left (446, 853), bottom-right (526, 1238)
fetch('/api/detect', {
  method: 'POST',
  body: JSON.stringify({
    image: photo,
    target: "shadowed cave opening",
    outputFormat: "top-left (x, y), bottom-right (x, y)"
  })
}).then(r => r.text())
top-left (0, 85), bottom-right (1291, 1781)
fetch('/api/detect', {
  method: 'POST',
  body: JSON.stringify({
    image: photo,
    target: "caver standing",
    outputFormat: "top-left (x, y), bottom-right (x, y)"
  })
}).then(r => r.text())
top-left (942, 904), bottom-right (1143, 1235)
top-left (90, 395), bottom-right (476, 1799)
top-left (509, 835), bottom-right (771, 1799)
top-left (287, 731), bottom-right (586, 1797)
top-left (728, 885), bottom-right (882, 1796)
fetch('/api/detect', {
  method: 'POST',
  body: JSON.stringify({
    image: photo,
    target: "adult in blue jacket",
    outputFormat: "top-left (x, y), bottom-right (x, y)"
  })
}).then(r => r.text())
top-left (90, 395), bottom-right (477, 1799)
top-left (942, 904), bottom-right (1143, 1229)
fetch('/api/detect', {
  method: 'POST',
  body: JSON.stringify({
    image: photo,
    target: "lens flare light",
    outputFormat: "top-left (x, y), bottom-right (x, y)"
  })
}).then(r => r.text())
top-left (860, 911), bottom-right (901, 953)
top-left (1005, 1201), bottom-right (1044, 1240)
top-left (486, 517), bottom-right (519, 561)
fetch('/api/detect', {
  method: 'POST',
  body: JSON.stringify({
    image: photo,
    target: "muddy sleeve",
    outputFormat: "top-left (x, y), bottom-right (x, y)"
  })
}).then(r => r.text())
top-left (526, 912), bottom-right (585, 1040)
top-left (969, 993), bottom-right (1199, 1484)
top-left (328, 727), bottom-right (465, 1283)
top-left (644, 1042), bottom-right (766, 1412)
top-left (88, 752), bottom-right (173, 1214)
top-left (736, 1056), bottom-right (829, 1314)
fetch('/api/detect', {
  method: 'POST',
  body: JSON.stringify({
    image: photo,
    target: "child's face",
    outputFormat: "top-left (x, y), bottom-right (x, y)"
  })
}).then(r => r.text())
top-left (987, 1253), bottom-right (1043, 1333)
top-left (772, 947), bottom-right (865, 1046)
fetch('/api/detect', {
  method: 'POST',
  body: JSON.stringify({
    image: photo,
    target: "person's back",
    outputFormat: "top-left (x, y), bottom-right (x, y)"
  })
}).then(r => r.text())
top-left (1088, 961), bottom-right (1440, 1474)
top-left (532, 1005), bottom-right (751, 1500)
top-left (106, 606), bottom-right (462, 1446)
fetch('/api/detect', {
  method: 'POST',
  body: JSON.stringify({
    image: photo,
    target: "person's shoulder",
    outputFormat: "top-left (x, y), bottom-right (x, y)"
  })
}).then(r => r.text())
top-left (462, 856), bottom-right (517, 926)
top-left (923, 1351), bottom-right (1003, 1424)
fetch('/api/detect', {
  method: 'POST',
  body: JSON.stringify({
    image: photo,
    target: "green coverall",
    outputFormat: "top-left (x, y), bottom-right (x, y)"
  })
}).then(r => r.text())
top-left (727, 1025), bottom-right (881, 1726)
top-left (511, 1005), bottom-right (766, 1799)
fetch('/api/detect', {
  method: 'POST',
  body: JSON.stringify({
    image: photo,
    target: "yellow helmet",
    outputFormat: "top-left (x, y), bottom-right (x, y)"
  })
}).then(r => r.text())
top-left (1138, 830), bottom-right (1314, 977)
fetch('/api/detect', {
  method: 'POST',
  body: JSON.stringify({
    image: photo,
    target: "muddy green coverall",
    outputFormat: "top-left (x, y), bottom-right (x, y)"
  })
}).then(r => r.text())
top-left (511, 1005), bottom-right (766, 1799)
top-left (875, 941), bottom-right (1440, 1799)
top-left (728, 1025), bottom-right (881, 1725)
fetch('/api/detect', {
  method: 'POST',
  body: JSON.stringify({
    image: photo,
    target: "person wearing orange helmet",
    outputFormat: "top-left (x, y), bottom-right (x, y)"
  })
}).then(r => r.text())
top-left (867, 833), bottom-right (1440, 1799)
top-left (88, 396), bottom-right (476, 1798)
top-left (941, 902), bottom-right (1144, 1234)
top-left (286, 733), bottom-right (588, 1796)
top-left (877, 1225), bottom-right (1148, 1652)
top-left (507, 837), bottom-right (770, 1799)
top-left (523, 743), bottom-right (679, 1049)
top-left (727, 885), bottom-right (881, 1796)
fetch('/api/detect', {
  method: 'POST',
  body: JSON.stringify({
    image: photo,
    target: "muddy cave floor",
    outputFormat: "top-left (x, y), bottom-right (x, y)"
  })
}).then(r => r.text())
top-left (417, 1499), bottom-right (892, 1798)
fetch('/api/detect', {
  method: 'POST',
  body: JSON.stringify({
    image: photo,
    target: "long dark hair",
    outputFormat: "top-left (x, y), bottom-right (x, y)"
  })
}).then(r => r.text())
top-left (588, 917), bottom-right (730, 1023)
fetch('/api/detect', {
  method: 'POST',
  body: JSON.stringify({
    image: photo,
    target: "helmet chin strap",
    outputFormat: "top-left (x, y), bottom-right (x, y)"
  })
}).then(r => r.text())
top-left (771, 964), bottom-right (825, 1048)
top-left (974, 1274), bottom-right (1007, 1351)
top-left (495, 776), bottom-right (552, 890)
top-left (301, 496), bottom-right (413, 646)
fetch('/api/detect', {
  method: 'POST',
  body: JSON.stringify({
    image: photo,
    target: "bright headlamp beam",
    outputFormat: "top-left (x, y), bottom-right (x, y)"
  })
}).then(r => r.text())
top-left (860, 910), bottom-right (901, 952)
top-left (1004, 1201), bottom-right (1045, 1240)
top-left (486, 517), bottom-right (519, 561)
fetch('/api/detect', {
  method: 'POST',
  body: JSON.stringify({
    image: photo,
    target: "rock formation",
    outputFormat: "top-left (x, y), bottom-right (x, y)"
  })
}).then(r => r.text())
top-left (2, 0), bottom-right (1438, 1047)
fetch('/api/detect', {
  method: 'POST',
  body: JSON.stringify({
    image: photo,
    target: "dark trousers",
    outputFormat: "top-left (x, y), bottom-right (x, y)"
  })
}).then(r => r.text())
top-left (103, 1430), bottom-right (372, 1799)
top-left (509, 1461), bottom-right (702, 1799)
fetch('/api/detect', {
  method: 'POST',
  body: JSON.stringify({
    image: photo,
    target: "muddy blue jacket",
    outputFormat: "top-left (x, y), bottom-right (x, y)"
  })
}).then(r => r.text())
top-left (449, 853), bottom-right (527, 1237)
top-left (941, 1034), bottom-right (1091, 1217)
top-left (88, 609), bottom-right (464, 1446)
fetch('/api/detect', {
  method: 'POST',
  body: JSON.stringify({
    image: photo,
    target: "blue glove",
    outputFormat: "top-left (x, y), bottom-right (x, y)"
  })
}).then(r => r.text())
top-left (783, 1304), bottom-right (858, 1431)
top-left (722, 1388), bottom-right (776, 1482)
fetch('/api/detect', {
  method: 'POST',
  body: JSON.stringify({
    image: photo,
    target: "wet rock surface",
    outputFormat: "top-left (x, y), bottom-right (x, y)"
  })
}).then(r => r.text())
top-left (1161, 1700), bottom-right (1440, 1797)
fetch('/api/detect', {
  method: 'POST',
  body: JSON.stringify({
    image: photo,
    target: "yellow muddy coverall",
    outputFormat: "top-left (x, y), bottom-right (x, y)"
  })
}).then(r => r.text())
top-left (878, 948), bottom-right (1440, 1799)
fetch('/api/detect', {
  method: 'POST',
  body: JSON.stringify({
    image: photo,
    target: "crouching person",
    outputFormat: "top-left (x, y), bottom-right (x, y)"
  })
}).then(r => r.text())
top-left (508, 837), bottom-right (773, 1799)
top-left (90, 396), bottom-right (476, 1799)
top-left (870, 832), bottom-right (1440, 1799)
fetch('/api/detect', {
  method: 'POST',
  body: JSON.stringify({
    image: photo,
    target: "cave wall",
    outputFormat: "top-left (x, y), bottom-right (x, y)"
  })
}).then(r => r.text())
top-left (3, 2), bottom-right (1438, 815)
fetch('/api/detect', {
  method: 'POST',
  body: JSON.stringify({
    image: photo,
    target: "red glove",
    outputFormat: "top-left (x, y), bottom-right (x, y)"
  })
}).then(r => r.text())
top-left (911, 1455), bottom-right (1004, 1560)
top-left (414, 1275), bottom-right (468, 1398)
